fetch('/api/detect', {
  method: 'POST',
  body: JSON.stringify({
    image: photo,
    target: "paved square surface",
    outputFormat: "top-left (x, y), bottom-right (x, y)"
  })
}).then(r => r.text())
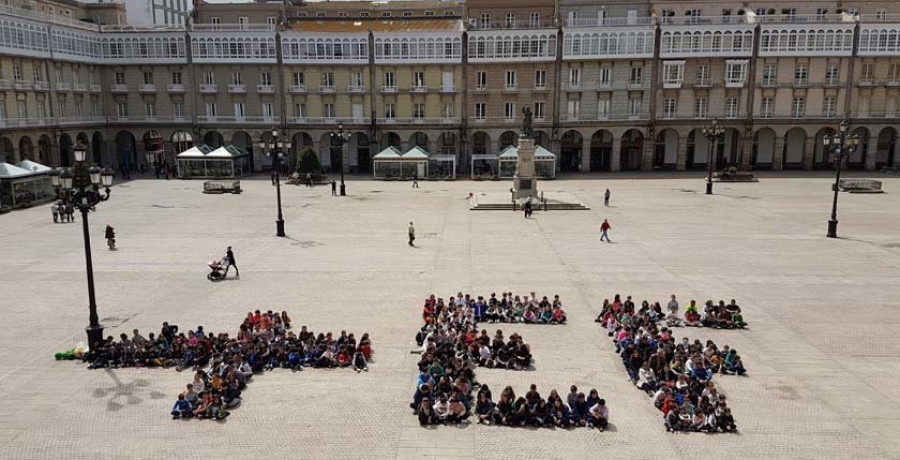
top-left (1, 172), bottom-right (899, 460)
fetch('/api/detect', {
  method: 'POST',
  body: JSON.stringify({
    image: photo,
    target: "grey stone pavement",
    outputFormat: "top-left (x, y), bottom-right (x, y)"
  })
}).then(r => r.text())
top-left (1, 172), bottom-right (899, 460)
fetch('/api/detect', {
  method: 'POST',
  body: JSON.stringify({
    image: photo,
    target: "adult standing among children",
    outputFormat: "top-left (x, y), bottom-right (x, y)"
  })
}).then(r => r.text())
top-left (65, 201), bottom-right (75, 223)
top-left (224, 246), bottom-right (240, 279)
top-left (51, 201), bottom-right (59, 223)
top-left (600, 219), bottom-right (611, 242)
top-left (408, 222), bottom-right (416, 247)
top-left (105, 225), bottom-right (116, 250)
top-left (604, 189), bottom-right (611, 207)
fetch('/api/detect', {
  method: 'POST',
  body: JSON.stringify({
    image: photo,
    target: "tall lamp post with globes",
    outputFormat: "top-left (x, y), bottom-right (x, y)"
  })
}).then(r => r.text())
top-left (260, 129), bottom-right (289, 237)
top-left (824, 120), bottom-right (859, 238)
top-left (47, 142), bottom-right (114, 353)
top-left (701, 119), bottom-right (725, 195)
top-left (329, 124), bottom-right (350, 196)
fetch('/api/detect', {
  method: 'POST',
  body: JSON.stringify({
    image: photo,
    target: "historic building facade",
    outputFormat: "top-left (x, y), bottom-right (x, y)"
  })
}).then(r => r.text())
top-left (1, 0), bottom-right (898, 174)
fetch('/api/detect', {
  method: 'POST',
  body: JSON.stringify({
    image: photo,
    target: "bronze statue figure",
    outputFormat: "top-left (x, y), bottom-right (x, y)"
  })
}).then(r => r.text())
top-left (521, 106), bottom-right (533, 138)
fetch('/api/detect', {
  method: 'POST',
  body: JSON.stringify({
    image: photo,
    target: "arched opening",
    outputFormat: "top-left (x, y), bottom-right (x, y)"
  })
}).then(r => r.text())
top-left (438, 132), bottom-right (456, 155)
top-left (0, 137), bottom-right (14, 163)
top-left (589, 130), bottom-right (613, 171)
top-left (59, 134), bottom-right (73, 167)
top-left (848, 128), bottom-right (869, 169)
top-left (620, 129), bottom-right (643, 171)
top-left (38, 135), bottom-right (52, 165)
top-left (752, 128), bottom-right (776, 167)
top-left (410, 132), bottom-right (428, 150)
top-left (352, 133), bottom-right (369, 173)
top-left (381, 132), bottom-right (401, 150)
top-left (203, 131), bottom-right (224, 149)
top-left (91, 132), bottom-right (104, 165)
top-left (329, 132), bottom-right (344, 173)
top-left (115, 131), bottom-right (136, 172)
top-left (172, 131), bottom-right (193, 154)
top-left (560, 130), bottom-right (583, 172)
top-left (472, 132), bottom-right (490, 155)
top-left (783, 127), bottom-right (806, 169)
top-left (18, 136), bottom-right (34, 162)
top-left (654, 129), bottom-right (678, 170)
top-left (143, 131), bottom-right (163, 165)
top-left (876, 127), bottom-right (897, 168)
top-left (813, 127), bottom-right (836, 169)
top-left (499, 131), bottom-right (517, 151)
top-left (719, 128), bottom-right (741, 169)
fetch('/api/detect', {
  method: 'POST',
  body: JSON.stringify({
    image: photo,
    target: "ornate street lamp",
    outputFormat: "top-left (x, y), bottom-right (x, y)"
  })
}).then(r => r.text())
top-left (701, 119), bottom-right (725, 195)
top-left (824, 120), bottom-right (859, 238)
top-left (52, 141), bottom-right (114, 352)
top-left (260, 129), bottom-right (289, 237)
top-left (329, 124), bottom-right (351, 196)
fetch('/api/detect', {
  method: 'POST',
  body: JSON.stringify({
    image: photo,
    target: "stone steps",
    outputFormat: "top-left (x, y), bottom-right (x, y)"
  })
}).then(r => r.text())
top-left (470, 203), bottom-right (591, 211)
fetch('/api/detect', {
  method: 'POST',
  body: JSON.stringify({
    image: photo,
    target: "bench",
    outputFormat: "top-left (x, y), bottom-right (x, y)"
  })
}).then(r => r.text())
top-left (203, 180), bottom-right (242, 194)
top-left (713, 171), bottom-right (758, 182)
top-left (838, 179), bottom-right (883, 193)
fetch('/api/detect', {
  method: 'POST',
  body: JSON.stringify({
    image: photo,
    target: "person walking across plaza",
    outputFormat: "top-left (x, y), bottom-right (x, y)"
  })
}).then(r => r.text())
top-left (105, 225), bottom-right (116, 250)
top-left (271, 170), bottom-right (277, 186)
top-left (331, 180), bottom-right (337, 196)
top-left (600, 219), bottom-right (612, 242)
top-left (412, 172), bottom-right (419, 189)
top-left (65, 201), bottom-right (75, 223)
top-left (408, 222), bottom-right (416, 247)
top-left (604, 189), bottom-right (611, 207)
top-left (524, 197), bottom-right (533, 219)
top-left (51, 201), bottom-right (59, 223)
top-left (224, 246), bottom-right (239, 279)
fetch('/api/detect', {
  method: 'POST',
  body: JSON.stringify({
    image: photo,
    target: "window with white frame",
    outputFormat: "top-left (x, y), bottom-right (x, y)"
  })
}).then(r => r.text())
top-left (294, 103), bottom-right (306, 118)
top-left (889, 64), bottom-right (900, 84)
top-left (403, 11), bottom-right (413, 18)
top-left (476, 71), bottom-right (487, 89)
top-left (598, 99), bottom-right (610, 118)
top-left (267, 16), bottom-right (277, 26)
top-left (792, 97), bottom-right (805, 117)
top-left (506, 13), bottom-right (515, 26)
top-left (293, 72), bottom-right (304, 86)
top-left (825, 64), bottom-right (840, 85)
top-left (234, 102), bottom-right (245, 117)
top-left (145, 102), bottom-right (155, 117)
top-left (117, 102), bottom-right (128, 117)
top-left (695, 65), bottom-right (710, 85)
top-left (480, 13), bottom-right (491, 28)
top-left (567, 99), bottom-right (580, 118)
top-left (413, 71), bottom-right (425, 88)
top-left (762, 64), bottom-right (777, 86)
top-left (725, 60), bottom-right (748, 86)
top-left (694, 97), bottom-right (708, 118)
top-left (238, 17), bottom-right (248, 29)
top-left (174, 102), bottom-right (184, 117)
top-left (33, 64), bottom-right (43, 83)
top-left (205, 102), bottom-right (217, 117)
top-left (231, 71), bottom-right (242, 85)
top-left (663, 61), bottom-right (684, 86)
top-left (475, 102), bottom-right (485, 119)
top-left (17, 100), bottom-right (27, 118)
top-left (324, 103), bottom-right (335, 118)
top-left (599, 67), bottom-right (611, 86)
top-left (505, 102), bottom-right (516, 120)
top-left (204, 72), bottom-right (214, 85)
top-left (630, 66), bottom-right (643, 85)
top-left (263, 103), bottom-right (274, 118)
top-left (534, 69), bottom-right (546, 88)
top-left (858, 96), bottom-right (870, 115)
top-left (876, 9), bottom-right (887, 20)
top-left (260, 72), bottom-right (272, 86)
top-left (442, 103), bottom-right (453, 118)
top-left (861, 63), bottom-right (874, 83)
top-left (114, 71), bottom-right (126, 85)
top-left (383, 72), bottom-right (394, 88)
top-left (726, 97), bottom-right (739, 118)
top-left (352, 72), bottom-right (363, 87)
top-left (381, 11), bottom-right (391, 17)
top-left (794, 65), bottom-right (808, 86)
top-left (630, 97), bottom-right (642, 116)
top-left (414, 103), bottom-right (425, 118)
top-left (211, 17), bottom-right (221, 26)
top-left (533, 101), bottom-right (545, 119)
top-left (323, 72), bottom-right (335, 87)
top-left (569, 68), bottom-right (581, 87)
top-left (505, 71), bottom-right (516, 89)
top-left (172, 72), bottom-right (182, 85)
top-left (823, 96), bottom-right (836, 118)
top-left (530, 12), bottom-right (540, 26)
top-left (761, 97), bottom-right (773, 118)
top-left (663, 98), bottom-right (677, 118)
top-left (359, 12), bottom-right (369, 18)
top-left (141, 71), bottom-right (153, 85)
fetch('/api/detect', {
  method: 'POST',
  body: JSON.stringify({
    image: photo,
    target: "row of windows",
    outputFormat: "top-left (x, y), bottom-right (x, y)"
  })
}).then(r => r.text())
top-left (374, 38), bottom-right (462, 60)
top-left (0, 20), bottom-right (49, 53)
top-left (51, 29), bottom-right (101, 58)
top-left (660, 30), bottom-right (754, 55)
top-left (281, 39), bottom-right (368, 61)
top-left (191, 38), bottom-right (277, 60)
top-left (759, 29), bottom-right (854, 53)
top-left (564, 32), bottom-right (654, 57)
top-left (468, 35), bottom-right (556, 59)
top-left (859, 29), bottom-right (900, 53)
top-left (102, 38), bottom-right (186, 59)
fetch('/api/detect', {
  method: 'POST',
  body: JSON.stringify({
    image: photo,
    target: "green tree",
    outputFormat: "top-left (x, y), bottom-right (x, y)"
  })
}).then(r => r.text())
top-left (296, 147), bottom-right (322, 173)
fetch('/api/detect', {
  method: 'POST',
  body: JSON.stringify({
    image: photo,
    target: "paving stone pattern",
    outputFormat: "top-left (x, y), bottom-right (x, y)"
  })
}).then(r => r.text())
top-left (0, 173), bottom-right (898, 459)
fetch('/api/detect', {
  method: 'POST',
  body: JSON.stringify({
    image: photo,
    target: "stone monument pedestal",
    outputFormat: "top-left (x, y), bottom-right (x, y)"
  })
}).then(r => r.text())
top-left (513, 137), bottom-right (538, 200)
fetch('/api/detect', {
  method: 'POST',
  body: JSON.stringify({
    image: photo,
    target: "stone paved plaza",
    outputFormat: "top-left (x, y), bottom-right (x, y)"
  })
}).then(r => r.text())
top-left (1, 172), bottom-right (899, 460)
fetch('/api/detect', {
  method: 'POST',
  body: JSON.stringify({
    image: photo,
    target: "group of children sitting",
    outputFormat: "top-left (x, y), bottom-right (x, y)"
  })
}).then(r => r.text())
top-left (422, 292), bottom-right (567, 325)
top-left (596, 295), bottom-right (747, 331)
top-left (596, 294), bottom-right (744, 433)
top-left (79, 309), bottom-right (373, 420)
top-left (410, 292), bottom-right (607, 429)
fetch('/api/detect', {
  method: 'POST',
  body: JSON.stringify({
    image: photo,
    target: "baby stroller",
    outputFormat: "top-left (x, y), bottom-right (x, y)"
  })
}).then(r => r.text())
top-left (207, 258), bottom-right (226, 282)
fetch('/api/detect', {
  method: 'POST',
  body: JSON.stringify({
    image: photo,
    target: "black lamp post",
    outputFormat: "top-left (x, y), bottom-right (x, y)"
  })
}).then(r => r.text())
top-left (824, 120), bottom-right (859, 238)
top-left (701, 119), bottom-right (725, 195)
top-left (329, 124), bottom-right (350, 196)
top-left (260, 129), bottom-right (289, 237)
top-left (48, 142), bottom-right (114, 353)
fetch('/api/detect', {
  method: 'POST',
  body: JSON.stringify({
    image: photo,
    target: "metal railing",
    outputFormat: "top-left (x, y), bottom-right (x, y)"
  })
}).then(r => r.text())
top-left (191, 23), bottom-right (274, 32)
top-left (469, 18), bottom-right (556, 30)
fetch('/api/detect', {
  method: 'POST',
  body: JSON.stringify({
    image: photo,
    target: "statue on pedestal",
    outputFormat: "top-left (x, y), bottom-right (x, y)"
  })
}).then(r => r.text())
top-left (521, 106), bottom-right (533, 139)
